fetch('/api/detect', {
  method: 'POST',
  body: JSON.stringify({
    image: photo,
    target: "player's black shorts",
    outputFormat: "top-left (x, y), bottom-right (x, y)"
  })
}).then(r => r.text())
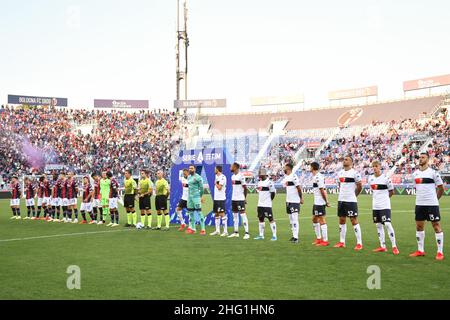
top-left (372, 209), bottom-right (391, 224)
top-left (155, 195), bottom-right (168, 211)
top-left (286, 202), bottom-right (300, 214)
top-left (213, 200), bottom-right (226, 213)
top-left (415, 205), bottom-right (441, 222)
top-left (139, 195), bottom-right (151, 210)
top-left (232, 200), bottom-right (246, 212)
top-left (177, 199), bottom-right (187, 209)
top-left (257, 207), bottom-right (273, 220)
top-left (313, 205), bottom-right (327, 216)
top-left (124, 194), bottom-right (135, 208)
top-left (337, 201), bottom-right (358, 217)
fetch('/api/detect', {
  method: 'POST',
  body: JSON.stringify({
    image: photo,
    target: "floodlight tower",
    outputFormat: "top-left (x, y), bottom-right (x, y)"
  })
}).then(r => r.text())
top-left (176, 0), bottom-right (189, 107)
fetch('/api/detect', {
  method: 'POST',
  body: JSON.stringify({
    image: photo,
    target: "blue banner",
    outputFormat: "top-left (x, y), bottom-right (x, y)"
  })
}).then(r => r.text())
top-left (8, 94), bottom-right (68, 107)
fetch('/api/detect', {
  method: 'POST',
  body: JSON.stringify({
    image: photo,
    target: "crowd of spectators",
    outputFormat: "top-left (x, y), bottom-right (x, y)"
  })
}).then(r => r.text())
top-left (0, 106), bottom-right (191, 184)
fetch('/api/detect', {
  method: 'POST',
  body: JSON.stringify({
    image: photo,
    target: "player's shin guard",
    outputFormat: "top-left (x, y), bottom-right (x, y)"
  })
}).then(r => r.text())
top-left (339, 224), bottom-right (347, 244)
top-left (436, 232), bottom-right (444, 254)
top-left (384, 222), bottom-right (397, 248)
top-left (354, 224), bottom-right (362, 245)
top-left (241, 213), bottom-right (249, 233)
top-left (416, 231), bottom-right (425, 252)
top-left (376, 223), bottom-right (386, 248)
top-left (320, 224), bottom-right (328, 242)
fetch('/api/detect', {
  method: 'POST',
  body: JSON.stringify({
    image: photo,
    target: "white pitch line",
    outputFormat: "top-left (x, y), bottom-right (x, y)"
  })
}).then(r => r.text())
top-left (0, 229), bottom-right (131, 243)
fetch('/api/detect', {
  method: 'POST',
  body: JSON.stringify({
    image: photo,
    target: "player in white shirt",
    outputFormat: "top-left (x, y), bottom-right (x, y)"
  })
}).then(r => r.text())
top-left (228, 162), bottom-right (250, 240)
top-left (310, 162), bottom-right (330, 246)
top-left (176, 169), bottom-right (190, 231)
top-left (334, 155), bottom-right (364, 250)
top-left (368, 161), bottom-right (399, 255)
top-left (283, 163), bottom-right (303, 244)
top-left (409, 153), bottom-right (445, 260)
top-left (254, 168), bottom-right (277, 241)
top-left (210, 166), bottom-right (228, 237)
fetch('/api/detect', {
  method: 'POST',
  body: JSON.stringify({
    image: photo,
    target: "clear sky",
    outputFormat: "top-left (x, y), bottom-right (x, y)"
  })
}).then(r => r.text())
top-left (1, 0), bottom-right (449, 112)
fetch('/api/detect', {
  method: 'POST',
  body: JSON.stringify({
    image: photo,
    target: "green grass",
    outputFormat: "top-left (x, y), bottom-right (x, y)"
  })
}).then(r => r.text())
top-left (0, 194), bottom-right (449, 300)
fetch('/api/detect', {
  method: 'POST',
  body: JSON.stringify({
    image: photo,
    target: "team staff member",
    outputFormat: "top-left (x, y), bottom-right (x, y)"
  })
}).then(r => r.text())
top-left (155, 170), bottom-right (170, 230)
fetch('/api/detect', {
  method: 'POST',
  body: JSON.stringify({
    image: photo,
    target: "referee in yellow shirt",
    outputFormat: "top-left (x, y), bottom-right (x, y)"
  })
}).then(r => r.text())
top-left (123, 169), bottom-right (138, 227)
top-left (155, 170), bottom-right (170, 230)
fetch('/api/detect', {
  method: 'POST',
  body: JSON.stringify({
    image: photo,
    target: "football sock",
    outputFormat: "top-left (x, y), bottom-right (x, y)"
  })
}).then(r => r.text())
top-left (199, 213), bottom-right (205, 231)
top-left (233, 212), bottom-right (239, 232)
top-left (354, 224), bottom-right (362, 245)
top-left (321, 224), bottom-right (328, 242)
top-left (313, 222), bottom-right (321, 239)
top-left (339, 224), bottom-right (347, 243)
top-left (157, 214), bottom-right (163, 228)
top-left (81, 211), bottom-right (86, 221)
top-left (215, 217), bottom-right (220, 233)
top-left (165, 214), bottom-right (170, 227)
top-left (436, 232), bottom-right (444, 254)
top-left (148, 214), bottom-right (153, 228)
top-left (115, 212), bottom-right (119, 224)
top-left (291, 212), bottom-right (299, 239)
top-left (177, 209), bottom-right (185, 225)
top-left (384, 222), bottom-right (397, 248)
top-left (132, 211), bottom-right (137, 225)
top-left (127, 213), bottom-right (132, 225)
top-left (74, 209), bottom-right (78, 219)
top-left (376, 223), bottom-right (386, 248)
top-left (27, 207), bottom-right (31, 217)
top-left (17, 208), bottom-right (21, 217)
top-left (12, 207), bottom-right (16, 216)
top-left (270, 221), bottom-right (277, 237)
top-left (221, 216), bottom-right (228, 234)
top-left (241, 213), bottom-right (249, 233)
top-left (141, 214), bottom-right (147, 226)
top-left (416, 231), bottom-right (425, 252)
top-left (37, 206), bottom-right (41, 218)
top-left (259, 222), bottom-right (265, 237)
top-left (189, 212), bottom-right (195, 230)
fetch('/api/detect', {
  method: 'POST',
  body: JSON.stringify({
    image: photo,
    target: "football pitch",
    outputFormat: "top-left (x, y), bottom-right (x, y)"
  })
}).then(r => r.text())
top-left (0, 194), bottom-right (449, 300)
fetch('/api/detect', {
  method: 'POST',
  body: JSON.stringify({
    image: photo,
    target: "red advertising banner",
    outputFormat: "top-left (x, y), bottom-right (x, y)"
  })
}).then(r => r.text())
top-left (328, 86), bottom-right (378, 100)
top-left (403, 74), bottom-right (450, 92)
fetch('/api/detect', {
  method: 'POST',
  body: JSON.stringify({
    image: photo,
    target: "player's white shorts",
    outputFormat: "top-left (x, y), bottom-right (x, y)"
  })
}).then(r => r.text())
top-left (26, 199), bottom-right (35, 207)
top-left (109, 198), bottom-right (118, 209)
top-left (10, 199), bottom-right (20, 206)
top-left (37, 198), bottom-right (44, 206)
top-left (80, 202), bottom-right (93, 212)
top-left (43, 197), bottom-right (51, 206)
top-left (93, 199), bottom-right (102, 208)
top-left (68, 198), bottom-right (77, 206)
top-left (61, 198), bottom-right (69, 206)
top-left (51, 197), bottom-right (59, 206)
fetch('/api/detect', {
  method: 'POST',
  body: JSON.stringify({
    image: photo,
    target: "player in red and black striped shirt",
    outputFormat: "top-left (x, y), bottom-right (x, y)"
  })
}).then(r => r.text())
top-left (91, 173), bottom-right (102, 223)
top-left (80, 176), bottom-right (94, 224)
top-left (66, 172), bottom-right (79, 223)
top-left (107, 172), bottom-right (120, 226)
top-left (10, 176), bottom-right (21, 220)
top-left (24, 177), bottom-right (36, 219)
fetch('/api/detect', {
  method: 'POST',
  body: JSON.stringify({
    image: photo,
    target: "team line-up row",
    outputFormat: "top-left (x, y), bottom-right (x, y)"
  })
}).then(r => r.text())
top-left (7, 154), bottom-right (445, 260)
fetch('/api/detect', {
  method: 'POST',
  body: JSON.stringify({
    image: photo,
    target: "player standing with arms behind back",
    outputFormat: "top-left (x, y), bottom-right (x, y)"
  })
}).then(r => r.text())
top-left (10, 176), bottom-right (21, 220)
top-left (310, 162), bottom-right (330, 246)
top-left (228, 162), bottom-right (250, 239)
top-left (254, 168), bottom-right (277, 241)
top-left (176, 169), bottom-right (189, 231)
top-left (99, 171), bottom-right (110, 225)
top-left (283, 163), bottom-right (303, 244)
top-left (123, 169), bottom-right (138, 227)
top-left (185, 165), bottom-right (206, 235)
top-left (368, 161), bottom-right (399, 255)
top-left (410, 152), bottom-right (445, 260)
top-left (334, 155), bottom-right (363, 250)
top-left (210, 165), bottom-right (228, 237)
top-left (155, 170), bottom-right (171, 230)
